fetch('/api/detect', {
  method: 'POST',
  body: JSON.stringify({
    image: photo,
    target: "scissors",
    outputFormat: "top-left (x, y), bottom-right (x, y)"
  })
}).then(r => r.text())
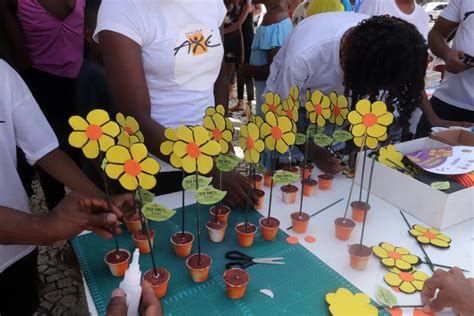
top-left (225, 251), bottom-right (285, 269)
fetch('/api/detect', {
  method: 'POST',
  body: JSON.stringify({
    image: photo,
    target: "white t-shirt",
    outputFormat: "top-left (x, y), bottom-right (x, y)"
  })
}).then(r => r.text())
top-left (358, 0), bottom-right (429, 39)
top-left (266, 12), bottom-right (367, 100)
top-left (433, 0), bottom-right (474, 111)
top-left (0, 60), bottom-right (59, 272)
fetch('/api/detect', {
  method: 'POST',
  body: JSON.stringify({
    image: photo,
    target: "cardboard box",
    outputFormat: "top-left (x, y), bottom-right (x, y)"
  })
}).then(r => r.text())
top-left (430, 129), bottom-right (474, 146)
top-left (355, 138), bottom-right (474, 230)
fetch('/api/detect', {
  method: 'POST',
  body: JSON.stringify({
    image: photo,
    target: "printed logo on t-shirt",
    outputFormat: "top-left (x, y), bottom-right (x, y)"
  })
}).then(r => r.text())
top-left (174, 23), bottom-right (223, 91)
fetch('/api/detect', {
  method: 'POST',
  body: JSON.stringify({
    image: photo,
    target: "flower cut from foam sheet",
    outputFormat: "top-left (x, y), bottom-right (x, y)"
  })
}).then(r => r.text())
top-left (409, 224), bottom-right (451, 248)
top-left (326, 288), bottom-right (378, 316)
top-left (378, 145), bottom-right (405, 169)
top-left (289, 85), bottom-right (300, 105)
top-left (203, 107), bottom-right (234, 155)
top-left (69, 109), bottom-right (120, 159)
top-left (173, 125), bottom-right (221, 174)
top-left (353, 132), bottom-right (387, 149)
top-left (205, 104), bottom-right (226, 117)
top-left (261, 92), bottom-right (282, 114)
top-left (240, 122), bottom-right (265, 164)
top-left (280, 98), bottom-right (299, 134)
top-left (305, 90), bottom-right (331, 127)
top-left (372, 242), bottom-right (421, 271)
top-left (348, 100), bottom-right (394, 140)
top-left (260, 112), bottom-right (296, 154)
top-left (105, 143), bottom-right (160, 191)
top-left (328, 92), bottom-right (349, 127)
top-left (116, 113), bottom-right (144, 148)
top-left (384, 267), bottom-right (429, 294)
top-left (159, 128), bottom-right (182, 169)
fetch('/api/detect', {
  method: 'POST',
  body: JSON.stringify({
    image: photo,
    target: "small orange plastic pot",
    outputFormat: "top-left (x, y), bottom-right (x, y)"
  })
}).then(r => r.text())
top-left (132, 229), bottom-right (155, 254)
top-left (281, 185), bottom-right (298, 204)
top-left (291, 212), bottom-right (310, 234)
top-left (351, 201), bottom-right (371, 222)
top-left (170, 231), bottom-right (194, 257)
top-left (123, 212), bottom-right (142, 233)
top-left (249, 174), bottom-right (263, 190)
top-left (223, 268), bottom-right (250, 299)
top-left (209, 205), bottom-right (231, 223)
top-left (300, 163), bottom-right (314, 180)
top-left (235, 222), bottom-right (257, 247)
top-left (334, 217), bottom-right (356, 241)
top-left (143, 268), bottom-right (170, 298)
top-left (302, 179), bottom-right (317, 197)
top-left (186, 253), bottom-right (212, 283)
top-left (263, 171), bottom-right (274, 187)
top-left (104, 249), bottom-right (130, 277)
top-left (318, 174), bottom-right (334, 191)
top-left (254, 189), bottom-right (265, 210)
top-left (259, 217), bottom-right (280, 241)
top-left (206, 221), bottom-right (228, 243)
top-left (348, 244), bottom-right (372, 271)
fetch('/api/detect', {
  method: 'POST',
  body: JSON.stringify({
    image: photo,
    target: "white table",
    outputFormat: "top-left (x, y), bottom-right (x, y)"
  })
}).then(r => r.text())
top-left (83, 172), bottom-right (473, 315)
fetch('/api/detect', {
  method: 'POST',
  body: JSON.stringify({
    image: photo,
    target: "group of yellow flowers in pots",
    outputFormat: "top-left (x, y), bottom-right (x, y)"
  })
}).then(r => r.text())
top-left (68, 84), bottom-right (437, 308)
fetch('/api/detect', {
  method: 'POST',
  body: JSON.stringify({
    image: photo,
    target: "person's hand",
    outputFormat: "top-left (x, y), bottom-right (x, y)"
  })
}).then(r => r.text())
top-left (237, 63), bottom-right (251, 82)
top-left (110, 193), bottom-right (134, 218)
top-left (311, 147), bottom-right (347, 175)
top-left (421, 268), bottom-right (474, 316)
top-left (106, 281), bottom-right (163, 316)
top-left (443, 49), bottom-right (473, 74)
top-left (218, 170), bottom-right (258, 209)
top-left (45, 191), bottom-right (122, 243)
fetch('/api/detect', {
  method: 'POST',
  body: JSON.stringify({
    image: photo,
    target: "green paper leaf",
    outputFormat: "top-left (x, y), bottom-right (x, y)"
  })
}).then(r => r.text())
top-left (431, 181), bottom-right (450, 190)
top-left (295, 133), bottom-right (307, 145)
top-left (142, 203), bottom-right (176, 222)
top-left (256, 163), bottom-right (266, 174)
top-left (272, 170), bottom-right (300, 185)
top-left (135, 188), bottom-right (155, 204)
top-left (313, 133), bottom-right (333, 147)
top-left (216, 153), bottom-right (241, 172)
top-left (376, 285), bottom-right (398, 307)
top-left (196, 187), bottom-right (227, 205)
top-left (332, 130), bottom-right (353, 142)
top-left (101, 158), bottom-right (108, 170)
top-left (182, 175), bottom-right (213, 192)
top-left (307, 125), bottom-right (317, 137)
top-left (317, 126), bottom-right (325, 134)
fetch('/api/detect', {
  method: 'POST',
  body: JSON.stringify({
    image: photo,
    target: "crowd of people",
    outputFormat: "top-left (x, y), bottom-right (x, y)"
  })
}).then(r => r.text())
top-left (0, 0), bottom-right (473, 315)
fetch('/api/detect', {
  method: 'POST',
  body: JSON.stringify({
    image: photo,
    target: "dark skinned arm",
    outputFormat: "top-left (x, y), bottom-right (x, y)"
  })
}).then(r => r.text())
top-left (214, 26), bottom-right (230, 109)
top-left (238, 48), bottom-right (279, 82)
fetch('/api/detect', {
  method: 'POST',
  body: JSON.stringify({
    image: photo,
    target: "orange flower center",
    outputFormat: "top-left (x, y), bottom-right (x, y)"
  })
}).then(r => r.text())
top-left (124, 126), bottom-right (134, 135)
top-left (86, 124), bottom-right (103, 140)
top-left (388, 251), bottom-right (401, 260)
top-left (399, 272), bottom-right (415, 282)
top-left (271, 126), bottom-right (283, 140)
top-left (124, 159), bottom-right (141, 176)
top-left (333, 105), bottom-right (341, 117)
top-left (315, 104), bottom-right (323, 115)
top-left (362, 113), bottom-right (377, 127)
top-left (268, 104), bottom-right (277, 113)
top-left (287, 110), bottom-right (294, 120)
top-left (187, 143), bottom-right (201, 158)
top-left (422, 231), bottom-right (437, 240)
top-left (212, 128), bottom-right (223, 141)
top-left (246, 136), bottom-right (255, 150)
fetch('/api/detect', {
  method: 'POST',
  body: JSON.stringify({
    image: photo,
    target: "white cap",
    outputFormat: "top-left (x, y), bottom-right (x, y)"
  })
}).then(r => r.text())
top-left (122, 248), bottom-right (141, 285)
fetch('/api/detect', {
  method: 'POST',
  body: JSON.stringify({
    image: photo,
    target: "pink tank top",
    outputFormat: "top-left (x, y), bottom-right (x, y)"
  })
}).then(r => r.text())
top-left (17, 0), bottom-right (85, 78)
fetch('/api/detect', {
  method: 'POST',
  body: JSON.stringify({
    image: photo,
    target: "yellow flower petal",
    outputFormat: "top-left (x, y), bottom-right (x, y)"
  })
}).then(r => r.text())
top-left (355, 99), bottom-right (371, 115)
top-left (365, 136), bottom-right (379, 149)
top-left (102, 121), bottom-right (120, 137)
top-left (197, 155), bottom-right (213, 174)
top-left (417, 236), bottom-right (431, 244)
top-left (372, 101), bottom-right (387, 116)
top-left (412, 271), bottom-right (429, 281)
top-left (384, 272), bottom-right (402, 287)
top-left (181, 155), bottom-right (197, 173)
top-left (116, 113), bottom-right (126, 127)
top-left (394, 247), bottom-right (409, 255)
top-left (98, 134), bottom-right (116, 152)
top-left (413, 225), bottom-right (428, 232)
top-left (367, 124), bottom-right (387, 138)
top-left (173, 141), bottom-right (188, 158)
top-left (130, 143), bottom-right (148, 162)
top-left (409, 228), bottom-right (423, 237)
top-left (395, 260), bottom-right (412, 271)
top-left (348, 111), bottom-right (363, 125)
top-left (351, 124), bottom-right (366, 137)
top-left (117, 131), bottom-right (131, 148)
top-left (193, 126), bottom-right (210, 146)
top-left (177, 126), bottom-right (194, 143)
top-left (83, 140), bottom-right (100, 159)
top-left (260, 123), bottom-right (272, 138)
top-left (250, 149), bottom-right (260, 164)
top-left (412, 280), bottom-right (425, 291)
top-left (380, 243), bottom-right (395, 252)
top-left (277, 116), bottom-right (293, 133)
top-left (141, 157), bottom-right (160, 175)
top-left (265, 112), bottom-right (277, 127)
top-left (160, 141), bottom-right (174, 156)
top-left (105, 164), bottom-right (124, 179)
top-left (69, 131), bottom-right (88, 148)
top-left (203, 116), bottom-right (215, 131)
top-left (400, 254), bottom-right (420, 265)
top-left (399, 282), bottom-right (416, 294)
top-left (353, 293), bottom-right (371, 305)
top-left (435, 232), bottom-right (451, 243)
top-left (106, 146), bottom-right (131, 164)
top-left (377, 113), bottom-right (394, 126)
top-left (372, 246), bottom-right (389, 258)
top-left (316, 115), bottom-right (326, 127)
top-left (216, 104), bottom-right (226, 115)
top-left (221, 130), bottom-right (233, 142)
top-left (381, 258), bottom-right (395, 267)
top-left (170, 153), bottom-right (182, 168)
top-left (255, 140), bottom-right (264, 152)
top-left (219, 140), bottom-right (229, 154)
top-left (240, 125), bottom-right (249, 138)
top-left (201, 140), bottom-right (220, 156)
top-left (138, 173), bottom-right (156, 190)
top-left (431, 238), bottom-right (450, 248)
top-left (69, 116), bottom-right (89, 130)
top-left (281, 132), bottom-right (296, 146)
top-left (244, 150), bottom-right (252, 164)
top-left (265, 136), bottom-right (276, 151)
top-left (164, 128), bottom-right (177, 141)
top-left (119, 173), bottom-right (139, 191)
top-left (276, 139), bottom-right (289, 154)
top-left (86, 109), bottom-right (110, 126)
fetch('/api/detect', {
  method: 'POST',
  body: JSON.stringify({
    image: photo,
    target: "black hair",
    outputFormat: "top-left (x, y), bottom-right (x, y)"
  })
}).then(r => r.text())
top-left (341, 15), bottom-right (428, 133)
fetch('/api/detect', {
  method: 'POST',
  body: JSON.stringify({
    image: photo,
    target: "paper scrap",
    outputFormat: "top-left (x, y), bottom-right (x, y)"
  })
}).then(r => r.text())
top-left (196, 187), bottom-right (227, 205)
top-left (260, 289), bottom-right (274, 298)
top-left (142, 203), bottom-right (176, 222)
top-left (431, 181), bottom-right (450, 190)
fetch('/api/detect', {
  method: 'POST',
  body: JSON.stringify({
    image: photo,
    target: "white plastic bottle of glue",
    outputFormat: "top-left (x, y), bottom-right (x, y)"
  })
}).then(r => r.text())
top-left (119, 248), bottom-right (142, 316)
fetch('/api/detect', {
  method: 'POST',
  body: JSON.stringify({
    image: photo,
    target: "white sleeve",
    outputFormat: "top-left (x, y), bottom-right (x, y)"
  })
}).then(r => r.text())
top-left (93, 0), bottom-right (147, 45)
top-left (440, 0), bottom-right (462, 23)
top-left (267, 54), bottom-right (309, 100)
top-left (357, 0), bottom-right (380, 16)
top-left (215, 0), bottom-right (227, 26)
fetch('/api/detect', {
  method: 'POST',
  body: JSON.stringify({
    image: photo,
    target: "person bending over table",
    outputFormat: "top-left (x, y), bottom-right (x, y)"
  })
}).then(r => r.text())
top-left (265, 13), bottom-right (428, 174)
top-left (95, 0), bottom-right (257, 208)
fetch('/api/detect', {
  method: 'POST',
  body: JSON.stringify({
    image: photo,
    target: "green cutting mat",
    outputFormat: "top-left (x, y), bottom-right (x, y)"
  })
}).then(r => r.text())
top-left (72, 204), bottom-right (389, 316)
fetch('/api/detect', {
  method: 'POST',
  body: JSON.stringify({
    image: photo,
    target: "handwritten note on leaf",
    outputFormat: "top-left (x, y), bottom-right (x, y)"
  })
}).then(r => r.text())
top-left (216, 153), bottom-right (241, 172)
top-left (295, 133), bottom-right (307, 145)
top-left (307, 125), bottom-right (317, 137)
top-left (431, 181), bottom-right (450, 190)
top-left (376, 285), bottom-right (398, 307)
top-left (313, 133), bottom-right (333, 147)
top-left (332, 130), bottom-right (353, 142)
top-left (273, 170), bottom-right (300, 185)
top-left (196, 187), bottom-right (227, 205)
top-left (182, 175), bottom-right (213, 192)
top-left (142, 203), bottom-right (176, 222)
top-left (135, 188), bottom-right (155, 204)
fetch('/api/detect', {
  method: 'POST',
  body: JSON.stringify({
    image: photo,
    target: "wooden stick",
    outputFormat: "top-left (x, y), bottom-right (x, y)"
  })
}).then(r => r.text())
top-left (287, 198), bottom-right (344, 230)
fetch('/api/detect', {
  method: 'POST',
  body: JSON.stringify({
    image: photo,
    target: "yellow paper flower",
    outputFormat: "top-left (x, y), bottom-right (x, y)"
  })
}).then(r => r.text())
top-left (69, 109), bottom-right (120, 159)
top-left (159, 128), bottom-right (182, 169)
top-left (329, 92), bottom-right (349, 126)
top-left (260, 112), bottom-right (296, 154)
top-left (409, 224), bottom-right (451, 248)
top-left (203, 107), bottom-right (234, 155)
top-left (348, 100), bottom-right (394, 139)
top-left (240, 122), bottom-right (265, 164)
top-left (116, 113), bottom-right (144, 148)
top-left (173, 126), bottom-right (221, 174)
top-left (281, 98), bottom-right (299, 134)
top-left (105, 143), bottom-right (160, 191)
top-left (326, 288), bottom-right (378, 316)
top-left (372, 242), bottom-right (421, 271)
top-left (379, 145), bottom-right (405, 169)
top-left (384, 268), bottom-right (429, 294)
top-left (205, 104), bottom-right (226, 117)
top-left (305, 90), bottom-right (331, 127)
top-left (245, 103), bottom-right (253, 121)
top-left (289, 85), bottom-right (300, 105)
top-left (261, 92), bottom-right (282, 114)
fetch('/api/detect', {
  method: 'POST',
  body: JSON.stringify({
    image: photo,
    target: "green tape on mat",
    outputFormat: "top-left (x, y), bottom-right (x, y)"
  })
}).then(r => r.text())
top-left (72, 204), bottom-right (389, 315)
